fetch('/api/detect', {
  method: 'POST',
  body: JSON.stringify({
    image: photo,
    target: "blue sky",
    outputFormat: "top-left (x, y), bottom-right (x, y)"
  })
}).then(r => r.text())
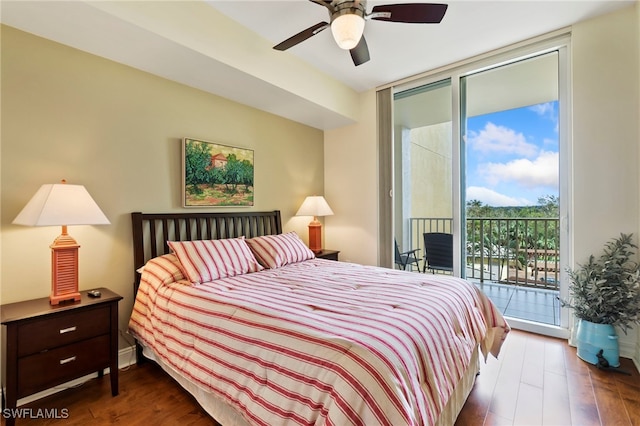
top-left (465, 101), bottom-right (559, 207)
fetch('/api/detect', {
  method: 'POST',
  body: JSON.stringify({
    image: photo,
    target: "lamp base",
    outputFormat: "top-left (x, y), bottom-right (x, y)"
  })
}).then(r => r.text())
top-left (308, 219), bottom-right (322, 254)
top-left (50, 291), bottom-right (81, 305)
top-left (50, 231), bottom-right (81, 305)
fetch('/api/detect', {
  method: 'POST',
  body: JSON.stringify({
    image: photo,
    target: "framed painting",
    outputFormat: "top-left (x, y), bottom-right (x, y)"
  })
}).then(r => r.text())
top-left (182, 137), bottom-right (254, 207)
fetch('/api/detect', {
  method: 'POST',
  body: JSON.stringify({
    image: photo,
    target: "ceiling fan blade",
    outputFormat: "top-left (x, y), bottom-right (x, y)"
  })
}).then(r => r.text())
top-left (273, 22), bottom-right (330, 51)
top-left (308, 0), bottom-right (333, 7)
top-left (350, 36), bottom-right (370, 66)
top-left (370, 3), bottom-right (448, 24)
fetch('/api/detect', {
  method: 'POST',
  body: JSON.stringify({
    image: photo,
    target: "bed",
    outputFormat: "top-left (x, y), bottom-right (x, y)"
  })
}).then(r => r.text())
top-left (128, 210), bottom-right (509, 426)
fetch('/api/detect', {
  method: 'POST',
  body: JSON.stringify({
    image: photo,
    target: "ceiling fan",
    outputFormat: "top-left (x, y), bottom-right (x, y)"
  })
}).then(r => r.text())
top-left (273, 1), bottom-right (448, 66)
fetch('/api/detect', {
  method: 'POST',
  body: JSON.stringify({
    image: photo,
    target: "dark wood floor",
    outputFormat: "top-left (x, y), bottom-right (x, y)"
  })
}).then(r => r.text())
top-left (456, 330), bottom-right (640, 426)
top-left (3, 330), bottom-right (639, 425)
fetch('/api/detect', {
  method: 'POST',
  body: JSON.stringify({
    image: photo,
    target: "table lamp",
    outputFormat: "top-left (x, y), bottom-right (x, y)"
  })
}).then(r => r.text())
top-left (296, 196), bottom-right (333, 253)
top-left (12, 180), bottom-right (110, 305)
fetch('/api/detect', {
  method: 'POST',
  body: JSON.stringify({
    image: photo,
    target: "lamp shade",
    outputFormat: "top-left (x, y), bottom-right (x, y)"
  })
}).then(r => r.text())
top-left (331, 13), bottom-right (365, 50)
top-left (296, 196), bottom-right (334, 218)
top-left (13, 183), bottom-right (110, 226)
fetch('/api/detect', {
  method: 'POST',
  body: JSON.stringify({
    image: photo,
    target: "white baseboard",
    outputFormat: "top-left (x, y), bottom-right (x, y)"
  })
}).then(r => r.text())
top-left (15, 345), bottom-right (136, 407)
top-left (117, 344), bottom-right (138, 369)
top-left (619, 339), bottom-right (634, 359)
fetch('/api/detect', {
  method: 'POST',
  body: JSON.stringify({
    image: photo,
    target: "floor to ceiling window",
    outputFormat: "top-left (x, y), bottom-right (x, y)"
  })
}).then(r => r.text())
top-left (383, 34), bottom-right (571, 337)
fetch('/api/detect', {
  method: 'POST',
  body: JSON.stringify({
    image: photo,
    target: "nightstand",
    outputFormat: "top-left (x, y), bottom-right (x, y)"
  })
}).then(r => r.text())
top-left (1, 288), bottom-right (122, 426)
top-left (315, 249), bottom-right (340, 261)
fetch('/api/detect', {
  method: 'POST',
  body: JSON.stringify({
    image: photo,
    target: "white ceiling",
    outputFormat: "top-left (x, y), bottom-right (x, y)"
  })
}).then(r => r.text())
top-left (212, 0), bottom-right (633, 91)
top-left (1, 1), bottom-right (636, 130)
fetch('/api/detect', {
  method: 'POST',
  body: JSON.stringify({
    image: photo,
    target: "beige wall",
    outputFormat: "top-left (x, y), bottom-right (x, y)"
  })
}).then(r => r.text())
top-left (325, 4), bottom-right (640, 363)
top-left (572, 4), bottom-right (640, 360)
top-left (324, 89), bottom-right (378, 265)
top-left (572, 6), bottom-right (639, 269)
top-left (0, 26), bottom-right (324, 345)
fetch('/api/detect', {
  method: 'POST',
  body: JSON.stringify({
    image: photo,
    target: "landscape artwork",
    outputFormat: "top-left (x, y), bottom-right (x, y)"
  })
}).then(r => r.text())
top-left (183, 138), bottom-right (254, 207)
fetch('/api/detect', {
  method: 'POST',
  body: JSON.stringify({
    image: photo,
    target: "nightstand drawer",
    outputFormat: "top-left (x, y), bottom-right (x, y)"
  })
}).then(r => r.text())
top-left (18, 334), bottom-right (111, 398)
top-left (18, 305), bottom-right (110, 356)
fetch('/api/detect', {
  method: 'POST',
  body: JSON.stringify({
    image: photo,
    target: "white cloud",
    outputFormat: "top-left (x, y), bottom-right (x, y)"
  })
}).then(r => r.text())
top-left (529, 102), bottom-right (554, 117)
top-left (480, 151), bottom-right (559, 188)
top-left (530, 102), bottom-right (558, 131)
top-left (467, 122), bottom-right (538, 157)
top-left (467, 186), bottom-right (530, 207)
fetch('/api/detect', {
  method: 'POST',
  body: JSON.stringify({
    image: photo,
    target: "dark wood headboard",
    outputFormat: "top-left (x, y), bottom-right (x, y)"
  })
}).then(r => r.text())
top-left (131, 210), bottom-right (282, 291)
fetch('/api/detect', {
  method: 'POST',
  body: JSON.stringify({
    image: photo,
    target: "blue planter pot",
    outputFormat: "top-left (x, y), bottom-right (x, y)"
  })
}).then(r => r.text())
top-left (576, 319), bottom-right (620, 367)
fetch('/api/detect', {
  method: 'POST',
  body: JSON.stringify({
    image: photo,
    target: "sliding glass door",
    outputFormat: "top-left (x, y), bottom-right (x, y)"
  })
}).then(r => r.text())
top-left (393, 79), bottom-right (453, 272)
top-left (461, 51), bottom-right (567, 333)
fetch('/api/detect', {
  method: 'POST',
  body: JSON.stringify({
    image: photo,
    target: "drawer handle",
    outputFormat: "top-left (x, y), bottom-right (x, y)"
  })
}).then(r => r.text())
top-left (59, 356), bottom-right (77, 365)
top-left (59, 326), bottom-right (77, 334)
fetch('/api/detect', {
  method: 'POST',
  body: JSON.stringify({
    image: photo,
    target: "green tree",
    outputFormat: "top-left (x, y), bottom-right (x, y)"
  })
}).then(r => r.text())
top-left (538, 195), bottom-right (559, 217)
top-left (184, 141), bottom-right (212, 194)
top-left (238, 160), bottom-right (254, 191)
top-left (466, 199), bottom-right (492, 217)
top-left (222, 154), bottom-right (241, 193)
top-left (465, 196), bottom-right (560, 274)
top-left (210, 166), bottom-right (226, 186)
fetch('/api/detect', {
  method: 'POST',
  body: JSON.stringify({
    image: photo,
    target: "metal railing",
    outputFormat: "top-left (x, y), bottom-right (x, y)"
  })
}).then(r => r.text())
top-left (409, 217), bottom-right (560, 290)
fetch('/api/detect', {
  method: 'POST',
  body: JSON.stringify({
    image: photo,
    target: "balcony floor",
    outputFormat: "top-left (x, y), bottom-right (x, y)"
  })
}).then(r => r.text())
top-left (472, 280), bottom-right (561, 326)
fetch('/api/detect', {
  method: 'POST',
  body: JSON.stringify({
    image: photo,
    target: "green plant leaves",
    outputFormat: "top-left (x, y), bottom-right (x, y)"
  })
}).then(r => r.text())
top-left (560, 233), bottom-right (640, 334)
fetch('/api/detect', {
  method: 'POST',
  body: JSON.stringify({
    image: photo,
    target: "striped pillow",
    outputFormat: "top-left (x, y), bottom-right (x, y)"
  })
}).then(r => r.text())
top-left (140, 253), bottom-right (188, 287)
top-left (168, 237), bottom-right (264, 284)
top-left (246, 232), bottom-right (315, 269)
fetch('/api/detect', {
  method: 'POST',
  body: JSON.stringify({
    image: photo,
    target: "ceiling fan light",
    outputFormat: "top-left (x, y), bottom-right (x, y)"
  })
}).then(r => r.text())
top-left (331, 14), bottom-right (365, 50)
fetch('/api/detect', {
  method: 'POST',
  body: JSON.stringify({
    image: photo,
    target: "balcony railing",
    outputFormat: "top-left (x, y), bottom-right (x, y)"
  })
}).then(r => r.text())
top-left (409, 217), bottom-right (560, 290)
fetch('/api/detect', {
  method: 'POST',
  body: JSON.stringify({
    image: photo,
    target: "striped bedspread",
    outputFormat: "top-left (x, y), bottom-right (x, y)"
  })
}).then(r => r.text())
top-left (129, 259), bottom-right (509, 426)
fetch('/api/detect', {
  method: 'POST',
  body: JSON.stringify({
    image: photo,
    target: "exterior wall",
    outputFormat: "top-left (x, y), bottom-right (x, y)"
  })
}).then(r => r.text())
top-left (410, 123), bottom-right (453, 219)
top-left (394, 123), bottom-right (453, 255)
top-left (0, 26), bottom-right (324, 345)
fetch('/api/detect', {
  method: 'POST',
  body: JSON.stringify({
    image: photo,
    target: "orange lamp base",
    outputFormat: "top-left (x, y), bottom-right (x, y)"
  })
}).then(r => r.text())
top-left (308, 218), bottom-right (322, 254)
top-left (50, 228), bottom-right (81, 305)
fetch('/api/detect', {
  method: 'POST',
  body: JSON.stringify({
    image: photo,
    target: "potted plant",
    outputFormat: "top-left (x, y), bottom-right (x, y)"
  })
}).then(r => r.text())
top-left (561, 233), bottom-right (640, 367)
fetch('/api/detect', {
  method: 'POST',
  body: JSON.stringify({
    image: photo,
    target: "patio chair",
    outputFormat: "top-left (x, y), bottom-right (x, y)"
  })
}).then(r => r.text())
top-left (422, 232), bottom-right (453, 273)
top-left (394, 239), bottom-right (421, 271)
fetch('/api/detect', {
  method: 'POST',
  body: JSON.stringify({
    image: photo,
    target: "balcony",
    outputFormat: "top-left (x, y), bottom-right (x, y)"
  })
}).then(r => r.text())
top-left (406, 217), bottom-right (561, 325)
